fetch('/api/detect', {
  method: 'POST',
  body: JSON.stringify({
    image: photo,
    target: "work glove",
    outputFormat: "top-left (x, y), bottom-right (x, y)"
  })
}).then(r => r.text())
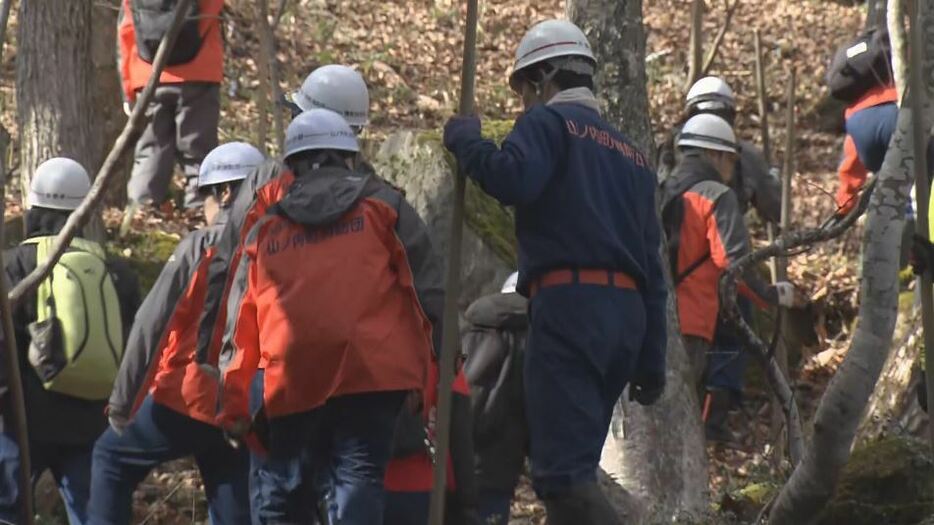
top-left (629, 374), bottom-right (665, 406)
top-left (108, 410), bottom-right (129, 436)
top-left (910, 234), bottom-right (934, 278)
top-left (775, 281), bottom-right (799, 308)
top-left (443, 115), bottom-right (481, 153)
top-left (122, 102), bottom-right (133, 117)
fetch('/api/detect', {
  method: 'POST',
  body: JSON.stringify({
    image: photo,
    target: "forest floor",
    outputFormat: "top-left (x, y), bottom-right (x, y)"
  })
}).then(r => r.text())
top-left (2, 0), bottom-right (889, 523)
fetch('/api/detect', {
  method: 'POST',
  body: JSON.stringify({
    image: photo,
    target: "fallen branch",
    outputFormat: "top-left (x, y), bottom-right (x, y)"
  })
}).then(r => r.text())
top-left (701, 0), bottom-right (740, 76)
top-left (7, 0), bottom-right (195, 307)
top-left (719, 176), bottom-right (877, 467)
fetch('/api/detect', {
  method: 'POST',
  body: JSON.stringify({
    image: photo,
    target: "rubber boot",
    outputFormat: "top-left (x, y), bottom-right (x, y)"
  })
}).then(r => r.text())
top-left (543, 483), bottom-right (621, 525)
top-left (703, 388), bottom-right (741, 447)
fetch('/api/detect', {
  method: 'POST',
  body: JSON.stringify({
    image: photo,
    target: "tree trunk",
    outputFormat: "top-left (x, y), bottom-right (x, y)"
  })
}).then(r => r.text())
top-left (17, 0), bottom-right (96, 202)
top-left (867, 0), bottom-right (888, 28)
top-left (568, 3), bottom-right (708, 519)
top-left (888, 0), bottom-right (908, 101)
top-left (856, 312), bottom-right (928, 443)
top-left (685, 0), bottom-right (704, 94)
top-left (769, 2), bottom-right (934, 522)
top-left (91, 1), bottom-right (131, 208)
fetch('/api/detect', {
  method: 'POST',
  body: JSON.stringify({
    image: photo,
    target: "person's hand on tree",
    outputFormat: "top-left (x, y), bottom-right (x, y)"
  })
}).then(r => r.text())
top-left (629, 373), bottom-right (665, 406)
top-left (775, 281), bottom-right (808, 309)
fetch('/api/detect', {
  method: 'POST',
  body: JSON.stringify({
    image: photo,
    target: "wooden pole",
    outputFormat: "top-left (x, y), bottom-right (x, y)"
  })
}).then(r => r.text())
top-left (685, 0), bottom-right (704, 91)
top-left (427, 0), bottom-right (479, 523)
top-left (754, 29), bottom-right (779, 282)
top-left (907, 0), bottom-right (934, 451)
top-left (701, 0), bottom-right (740, 76)
top-left (772, 66), bottom-right (796, 465)
top-left (7, 0), bottom-right (196, 308)
top-left (0, 125), bottom-right (32, 524)
top-left (257, 0), bottom-right (285, 152)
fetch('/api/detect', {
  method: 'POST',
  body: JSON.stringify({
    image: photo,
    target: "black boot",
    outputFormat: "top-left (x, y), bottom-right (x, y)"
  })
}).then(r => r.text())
top-left (704, 388), bottom-right (741, 446)
top-left (543, 482), bottom-right (621, 525)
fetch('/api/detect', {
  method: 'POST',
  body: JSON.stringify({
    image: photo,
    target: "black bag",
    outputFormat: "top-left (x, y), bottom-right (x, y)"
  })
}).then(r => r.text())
top-left (826, 27), bottom-right (893, 103)
top-left (130, 0), bottom-right (203, 66)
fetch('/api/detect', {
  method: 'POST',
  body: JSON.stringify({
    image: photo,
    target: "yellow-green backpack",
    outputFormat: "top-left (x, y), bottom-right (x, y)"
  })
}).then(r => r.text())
top-left (23, 236), bottom-right (123, 400)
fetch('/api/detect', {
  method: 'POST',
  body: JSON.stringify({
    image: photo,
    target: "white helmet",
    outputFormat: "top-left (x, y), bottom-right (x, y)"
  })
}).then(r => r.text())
top-left (28, 158), bottom-right (91, 211)
top-left (686, 76), bottom-right (735, 112)
top-left (198, 142), bottom-right (265, 188)
top-left (284, 108), bottom-right (360, 159)
top-left (509, 19), bottom-right (596, 91)
top-left (501, 272), bottom-right (519, 294)
top-left (677, 114), bottom-right (738, 153)
top-left (290, 65), bottom-right (369, 128)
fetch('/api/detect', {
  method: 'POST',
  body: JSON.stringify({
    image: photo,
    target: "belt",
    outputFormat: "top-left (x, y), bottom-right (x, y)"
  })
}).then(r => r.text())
top-left (529, 269), bottom-right (637, 298)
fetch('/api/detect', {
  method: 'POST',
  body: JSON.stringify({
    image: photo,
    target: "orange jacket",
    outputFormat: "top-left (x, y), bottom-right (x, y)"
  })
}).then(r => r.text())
top-left (118, 0), bottom-right (225, 103)
top-left (836, 85), bottom-right (899, 213)
top-left (218, 168), bottom-right (436, 424)
top-left (667, 153), bottom-right (776, 342)
top-left (109, 217), bottom-right (229, 425)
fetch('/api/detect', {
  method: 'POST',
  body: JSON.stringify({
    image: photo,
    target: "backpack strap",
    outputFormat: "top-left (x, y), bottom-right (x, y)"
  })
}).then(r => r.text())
top-left (22, 236), bottom-right (106, 259)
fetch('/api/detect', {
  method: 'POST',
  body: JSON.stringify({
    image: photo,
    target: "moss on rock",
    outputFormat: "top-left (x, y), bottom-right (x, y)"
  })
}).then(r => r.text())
top-left (108, 230), bottom-right (181, 294)
top-left (820, 437), bottom-right (934, 525)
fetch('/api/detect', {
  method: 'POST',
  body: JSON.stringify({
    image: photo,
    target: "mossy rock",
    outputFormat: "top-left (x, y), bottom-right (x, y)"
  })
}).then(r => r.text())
top-left (820, 437), bottom-right (934, 525)
top-left (107, 230), bottom-right (181, 294)
top-left (423, 119), bottom-right (519, 265)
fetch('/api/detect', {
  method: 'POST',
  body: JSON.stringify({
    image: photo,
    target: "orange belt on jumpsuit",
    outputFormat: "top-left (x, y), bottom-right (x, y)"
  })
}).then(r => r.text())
top-left (529, 268), bottom-right (637, 298)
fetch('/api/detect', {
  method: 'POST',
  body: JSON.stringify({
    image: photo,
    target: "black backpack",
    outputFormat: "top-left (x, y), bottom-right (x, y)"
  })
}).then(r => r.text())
top-left (130, 0), bottom-right (203, 66)
top-left (826, 27), bottom-right (893, 103)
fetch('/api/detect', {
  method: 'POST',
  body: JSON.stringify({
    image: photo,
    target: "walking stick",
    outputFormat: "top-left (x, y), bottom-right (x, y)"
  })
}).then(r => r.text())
top-left (428, 1), bottom-right (480, 523)
top-left (907, 0), bottom-right (934, 451)
top-left (0, 126), bottom-right (32, 524)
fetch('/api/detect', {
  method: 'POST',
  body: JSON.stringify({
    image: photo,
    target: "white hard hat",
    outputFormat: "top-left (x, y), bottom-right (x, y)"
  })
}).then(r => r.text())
top-left (509, 19), bottom-right (596, 91)
top-left (686, 76), bottom-right (736, 112)
top-left (28, 158), bottom-right (91, 211)
top-left (501, 272), bottom-right (519, 294)
top-left (677, 114), bottom-right (738, 153)
top-left (284, 108), bottom-right (360, 159)
top-left (198, 142), bottom-right (265, 188)
top-left (290, 65), bottom-right (369, 127)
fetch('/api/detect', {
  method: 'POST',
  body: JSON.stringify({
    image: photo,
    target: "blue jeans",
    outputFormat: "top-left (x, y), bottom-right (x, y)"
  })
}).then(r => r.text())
top-left (252, 391), bottom-right (405, 524)
top-left (0, 430), bottom-right (92, 524)
top-left (524, 285), bottom-right (644, 498)
top-left (708, 296), bottom-right (753, 400)
top-left (384, 491), bottom-right (428, 525)
top-left (88, 396), bottom-right (250, 525)
top-left (478, 488), bottom-right (513, 524)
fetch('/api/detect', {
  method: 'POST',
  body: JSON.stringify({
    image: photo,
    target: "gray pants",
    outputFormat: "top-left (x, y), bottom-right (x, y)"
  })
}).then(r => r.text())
top-left (127, 82), bottom-right (220, 207)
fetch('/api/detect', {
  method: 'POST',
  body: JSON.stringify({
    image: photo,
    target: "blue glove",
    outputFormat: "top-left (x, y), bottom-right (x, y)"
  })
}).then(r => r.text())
top-left (443, 115), bottom-right (481, 153)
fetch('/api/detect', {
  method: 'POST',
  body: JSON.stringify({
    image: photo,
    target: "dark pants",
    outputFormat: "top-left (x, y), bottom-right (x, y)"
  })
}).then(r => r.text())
top-left (384, 491), bottom-right (428, 525)
top-left (0, 430), bottom-right (92, 525)
top-left (478, 488), bottom-right (513, 524)
top-left (524, 285), bottom-right (643, 498)
top-left (707, 297), bottom-right (753, 400)
top-left (88, 396), bottom-right (250, 525)
top-left (253, 392), bottom-right (405, 524)
top-left (127, 82), bottom-right (220, 207)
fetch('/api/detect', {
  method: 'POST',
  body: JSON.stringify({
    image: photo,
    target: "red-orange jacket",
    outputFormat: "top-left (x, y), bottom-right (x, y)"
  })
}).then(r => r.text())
top-left (117, 0), bottom-right (225, 103)
top-left (836, 85), bottom-right (899, 213)
top-left (666, 152), bottom-right (776, 342)
top-left (108, 215), bottom-right (229, 425)
top-left (218, 167), bottom-right (436, 424)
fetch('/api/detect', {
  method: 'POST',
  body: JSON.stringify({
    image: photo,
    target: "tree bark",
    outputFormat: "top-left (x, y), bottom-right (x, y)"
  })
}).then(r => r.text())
top-left (569, 3), bottom-right (708, 520)
top-left (867, 0), bottom-right (888, 29)
top-left (768, 2), bottom-right (934, 522)
top-left (888, 0), bottom-right (908, 102)
top-left (16, 0), bottom-right (96, 203)
top-left (92, 1), bottom-right (131, 207)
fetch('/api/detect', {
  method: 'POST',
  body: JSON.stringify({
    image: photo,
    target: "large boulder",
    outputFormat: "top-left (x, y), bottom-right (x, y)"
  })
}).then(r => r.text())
top-left (371, 127), bottom-right (516, 311)
top-left (819, 437), bottom-right (934, 525)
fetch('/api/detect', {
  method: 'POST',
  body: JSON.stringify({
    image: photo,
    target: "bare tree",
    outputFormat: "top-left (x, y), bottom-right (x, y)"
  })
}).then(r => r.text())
top-left (768, 1), bottom-right (934, 521)
top-left (569, 0), bottom-right (709, 519)
top-left (888, 0), bottom-right (908, 100)
top-left (16, 0), bottom-right (97, 202)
